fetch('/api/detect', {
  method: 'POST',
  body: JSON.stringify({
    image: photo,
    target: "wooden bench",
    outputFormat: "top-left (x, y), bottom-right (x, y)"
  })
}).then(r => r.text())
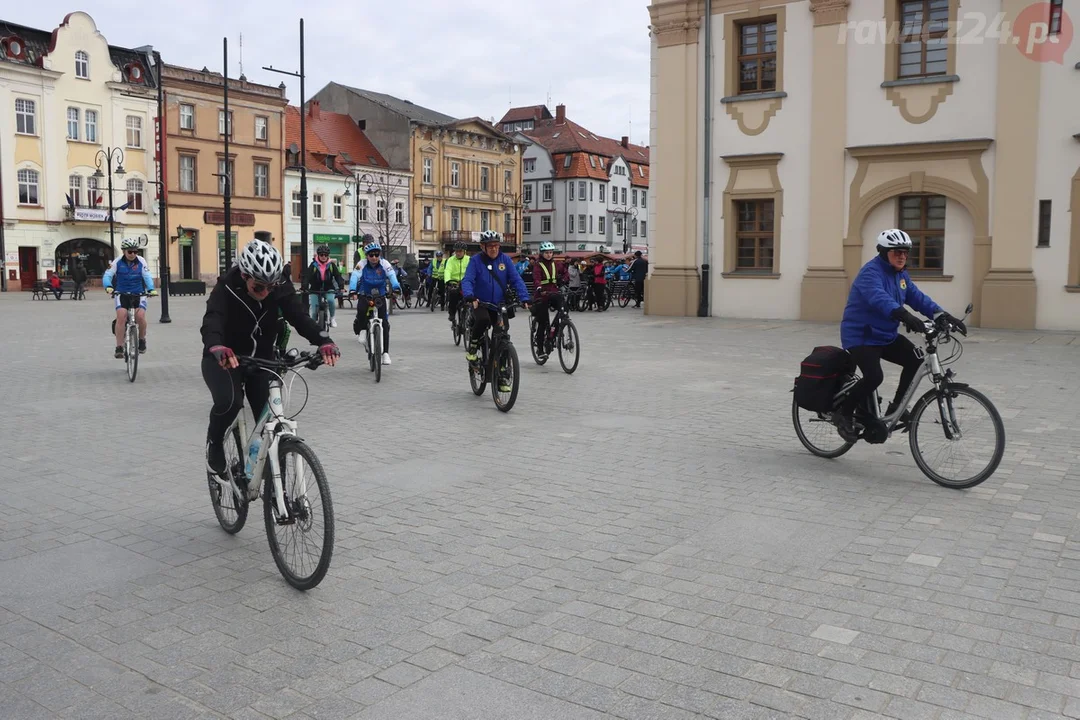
top-left (170, 280), bottom-right (207, 296)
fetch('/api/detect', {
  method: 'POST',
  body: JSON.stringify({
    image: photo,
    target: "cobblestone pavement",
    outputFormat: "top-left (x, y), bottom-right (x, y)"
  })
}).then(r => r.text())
top-left (1, 291), bottom-right (1079, 720)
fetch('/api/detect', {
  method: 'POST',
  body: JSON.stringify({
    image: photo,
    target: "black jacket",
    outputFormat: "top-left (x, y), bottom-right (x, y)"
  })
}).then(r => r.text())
top-left (71, 267), bottom-right (88, 283)
top-left (306, 260), bottom-right (343, 293)
top-left (629, 258), bottom-right (648, 281)
top-left (201, 267), bottom-right (330, 358)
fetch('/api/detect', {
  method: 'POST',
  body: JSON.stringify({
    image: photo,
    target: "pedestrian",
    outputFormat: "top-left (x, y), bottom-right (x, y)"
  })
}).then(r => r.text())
top-left (591, 259), bottom-right (607, 310)
top-left (48, 273), bottom-right (63, 300)
top-left (628, 250), bottom-right (648, 307)
top-left (71, 262), bottom-right (88, 300)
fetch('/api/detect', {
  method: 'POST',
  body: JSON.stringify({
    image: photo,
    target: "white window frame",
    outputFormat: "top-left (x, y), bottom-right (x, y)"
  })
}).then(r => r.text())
top-left (179, 155), bottom-right (196, 192)
top-left (75, 50), bottom-right (89, 79)
top-left (600, 184), bottom-right (606, 203)
top-left (358, 198), bottom-right (369, 221)
top-left (376, 199), bottom-right (386, 223)
top-left (578, 181), bottom-right (586, 200)
top-left (126, 178), bottom-right (144, 211)
top-left (423, 157), bottom-right (433, 184)
top-left (523, 184), bottom-right (533, 204)
top-left (333, 196), bottom-right (343, 220)
top-left (423, 205), bottom-right (433, 230)
top-left (621, 187), bottom-right (627, 205)
top-left (179, 103), bottom-right (195, 130)
top-left (254, 162), bottom-right (269, 198)
top-left (291, 191), bottom-right (303, 218)
top-left (640, 220), bottom-right (647, 237)
top-left (69, 174), bottom-right (83, 207)
top-left (523, 216), bottom-right (532, 234)
top-left (543, 183), bottom-right (552, 202)
top-left (395, 200), bottom-right (405, 225)
top-left (67, 107), bottom-right (80, 140)
top-left (16, 99), bottom-right (36, 135)
top-left (524, 158), bottom-right (536, 173)
top-left (563, 155), bottom-right (572, 169)
top-left (219, 110), bottom-right (233, 136)
top-left (451, 208), bottom-right (461, 231)
top-left (312, 193), bottom-right (324, 219)
top-left (217, 158), bottom-right (233, 195)
top-left (569, 183), bottom-right (575, 201)
top-left (84, 109), bottom-right (98, 143)
top-left (578, 214), bottom-right (586, 233)
top-left (126, 116), bottom-right (143, 148)
top-left (568, 215), bottom-right (575, 234)
top-left (632, 189), bottom-right (638, 206)
top-left (481, 166), bottom-right (490, 192)
top-left (481, 210), bottom-right (490, 232)
top-left (451, 161), bottom-right (461, 187)
top-left (88, 176), bottom-right (100, 208)
top-left (541, 215), bottom-right (552, 234)
top-left (17, 169), bottom-right (40, 205)
top-left (599, 216), bottom-right (606, 234)
top-left (255, 116), bottom-right (268, 141)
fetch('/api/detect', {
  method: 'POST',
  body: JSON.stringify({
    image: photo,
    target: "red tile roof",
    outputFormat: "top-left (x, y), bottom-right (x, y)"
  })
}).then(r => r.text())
top-left (554, 153), bottom-right (609, 181)
top-left (521, 107), bottom-right (649, 184)
top-left (292, 102), bottom-right (390, 174)
top-left (499, 105), bottom-right (553, 124)
top-left (628, 162), bottom-right (650, 188)
top-left (285, 106), bottom-right (340, 175)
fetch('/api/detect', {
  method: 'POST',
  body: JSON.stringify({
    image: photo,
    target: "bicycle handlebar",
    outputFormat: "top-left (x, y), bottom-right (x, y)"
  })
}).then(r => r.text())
top-left (238, 351), bottom-right (325, 372)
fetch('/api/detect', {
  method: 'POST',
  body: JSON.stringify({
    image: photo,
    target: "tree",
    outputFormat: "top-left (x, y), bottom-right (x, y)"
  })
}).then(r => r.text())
top-left (356, 170), bottom-right (411, 262)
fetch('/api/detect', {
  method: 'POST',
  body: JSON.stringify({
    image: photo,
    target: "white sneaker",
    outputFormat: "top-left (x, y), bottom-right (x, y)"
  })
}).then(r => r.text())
top-left (382, 352), bottom-right (392, 365)
top-left (357, 330), bottom-right (366, 345)
top-left (330, 318), bottom-right (338, 328)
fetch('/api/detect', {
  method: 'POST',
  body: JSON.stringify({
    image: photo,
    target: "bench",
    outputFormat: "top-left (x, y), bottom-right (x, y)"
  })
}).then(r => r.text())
top-left (31, 279), bottom-right (84, 299)
top-left (170, 280), bottom-right (207, 296)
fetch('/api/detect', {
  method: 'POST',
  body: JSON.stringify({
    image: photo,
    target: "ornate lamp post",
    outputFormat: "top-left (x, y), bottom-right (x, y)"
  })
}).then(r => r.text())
top-left (92, 147), bottom-right (126, 256)
top-left (501, 191), bottom-right (527, 252)
top-left (612, 204), bottom-right (638, 254)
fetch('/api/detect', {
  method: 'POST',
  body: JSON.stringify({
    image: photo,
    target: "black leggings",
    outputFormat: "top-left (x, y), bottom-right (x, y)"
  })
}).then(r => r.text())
top-left (592, 282), bottom-right (607, 309)
top-left (844, 335), bottom-right (923, 415)
top-left (531, 293), bottom-right (563, 340)
top-left (468, 307), bottom-right (502, 349)
top-left (446, 287), bottom-right (462, 320)
top-left (202, 356), bottom-right (270, 444)
top-left (354, 296), bottom-right (390, 352)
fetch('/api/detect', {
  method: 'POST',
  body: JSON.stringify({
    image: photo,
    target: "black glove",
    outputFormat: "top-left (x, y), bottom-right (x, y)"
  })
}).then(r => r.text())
top-left (891, 307), bottom-right (927, 335)
top-left (937, 311), bottom-right (967, 336)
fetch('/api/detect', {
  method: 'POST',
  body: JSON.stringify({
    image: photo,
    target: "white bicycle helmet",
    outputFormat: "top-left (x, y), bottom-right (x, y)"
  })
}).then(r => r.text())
top-left (363, 239), bottom-right (382, 255)
top-left (479, 230), bottom-right (501, 245)
top-left (237, 239), bottom-right (283, 283)
top-left (120, 237), bottom-right (142, 250)
top-left (876, 229), bottom-right (913, 251)
top-left (540, 241), bottom-right (556, 253)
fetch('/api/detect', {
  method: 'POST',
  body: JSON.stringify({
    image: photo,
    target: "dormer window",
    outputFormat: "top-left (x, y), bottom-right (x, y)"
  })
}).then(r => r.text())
top-left (75, 51), bottom-right (89, 79)
top-left (3, 36), bottom-right (26, 61)
top-left (325, 155), bottom-right (335, 170)
top-left (125, 62), bottom-right (144, 83)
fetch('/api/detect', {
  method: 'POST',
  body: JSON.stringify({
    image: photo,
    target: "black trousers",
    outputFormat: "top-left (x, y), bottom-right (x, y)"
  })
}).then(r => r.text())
top-left (203, 356), bottom-right (270, 445)
top-left (591, 282), bottom-right (607, 309)
top-left (469, 307), bottom-right (503, 350)
top-left (354, 296), bottom-right (390, 352)
top-left (843, 335), bottom-right (923, 415)
top-left (633, 279), bottom-right (645, 305)
top-left (531, 293), bottom-right (563, 342)
top-left (446, 287), bottom-right (462, 320)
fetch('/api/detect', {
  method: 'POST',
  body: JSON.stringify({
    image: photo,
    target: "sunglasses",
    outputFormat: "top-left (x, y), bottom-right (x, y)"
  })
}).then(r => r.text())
top-left (890, 249), bottom-right (910, 256)
top-left (124, 249), bottom-right (138, 254)
top-left (366, 252), bottom-right (381, 258)
top-left (243, 274), bottom-right (278, 292)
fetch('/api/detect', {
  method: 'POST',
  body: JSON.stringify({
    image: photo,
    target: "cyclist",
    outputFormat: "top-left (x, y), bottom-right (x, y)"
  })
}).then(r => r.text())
top-left (430, 250), bottom-right (448, 310)
top-left (530, 241), bottom-right (567, 356)
top-left (391, 259), bottom-right (413, 305)
top-left (443, 241), bottom-right (469, 326)
top-left (104, 237), bottom-right (156, 358)
top-left (836, 229), bottom-right (967, 435)
top-left (201, 238), bottom-right (339, 479)
top-left (306, 244), bottom-right (343, 327)
top-left (462, 231), bottom-right (531, 383)
top-left (349, 240), bottom-right (400, 365)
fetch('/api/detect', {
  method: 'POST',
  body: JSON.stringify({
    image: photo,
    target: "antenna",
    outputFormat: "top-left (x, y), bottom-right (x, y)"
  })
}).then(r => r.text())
top-left (238, 33), bottom-right (243, 75)
top-left (546, 83), bottom-right (551, 108)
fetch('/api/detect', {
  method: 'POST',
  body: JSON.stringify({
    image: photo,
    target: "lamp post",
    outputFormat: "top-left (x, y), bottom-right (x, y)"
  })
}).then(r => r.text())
top-left (341, 175), bottom-right (362, 262)
top-left (93, 147), bottom-right (126, 256)
top-left (612, 204), bottom-right (638, 254)
top-left (501, 191), bottom-right (527, 252)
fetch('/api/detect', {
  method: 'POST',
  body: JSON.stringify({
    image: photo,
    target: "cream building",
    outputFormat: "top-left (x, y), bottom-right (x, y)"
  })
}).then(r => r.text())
top-left (648, 0), bottom-right (1080, 330)
top-left (1, 12), bottom-right (160, 289)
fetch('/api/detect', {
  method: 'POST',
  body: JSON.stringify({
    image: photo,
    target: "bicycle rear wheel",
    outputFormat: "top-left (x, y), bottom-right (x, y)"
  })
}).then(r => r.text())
top-left (792, 397), bottom-right (855, 459)
top-left (373, 331), bottom-right (382, 383)
top-left (618, 285), bottom-right (631, 308)
top-left (264, 438), bottom-right (335, 590)
top-left (394, 294), bottom-right (406, 310)
top-left (125, 321), bottom-right (138, 382)
top-left (558, 320), bottom-right (580, 375)
top-left (470, 336), bottom-right (488, 396)
top-left (492, 341), bottom-right (520, 413)
top-left (909, 385), bottom-right (1005, 489)
top-left (208, 426), bottom-right (248, 534)
top-left (453, 313), bottom-right (462, 346)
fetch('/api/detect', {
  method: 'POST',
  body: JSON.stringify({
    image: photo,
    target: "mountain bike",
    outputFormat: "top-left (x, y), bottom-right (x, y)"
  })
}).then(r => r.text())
top-left (792, 304), bottom-right (1005, 489)
top-left (353, 293), bottom-right (392, 383)
top-left (113, 291), bottom-right (153, 383)
top-left (468, 301), bottom-right (521, 412)
top-left (529, 298), bottom-right (580, 374)
top-left (617, 280), bottom-right (634, 308)
top-left (446, 282), bottom-right (467, 346)
top-left (315, 294), bottom-right (332, 334)
top-left (207, 350), bottom-right (335, 590)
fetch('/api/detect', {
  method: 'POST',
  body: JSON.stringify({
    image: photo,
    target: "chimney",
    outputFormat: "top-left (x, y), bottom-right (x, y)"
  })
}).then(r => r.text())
top-left (621, 136), bottom-right (629, 148)
top-left (555, 104), bottom-right (566, 125)
top-left (308, 100), bottom-right (320, 120)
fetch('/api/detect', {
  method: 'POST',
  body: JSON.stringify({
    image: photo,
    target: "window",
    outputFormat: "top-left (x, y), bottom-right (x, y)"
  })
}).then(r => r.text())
top-left (126, 178), bottom-right (144, 211)
top-left (599, 216), bottom-right (606, 234)
top-left (423, 157), bottom-right (433, 184)
top-left (255, 116), bottom-right (268, 141)
top-left (126, 116), bottom-right (142, 148)
top-left (251, 162), bottom-right (269, 197)
top-left (333, 196), bottom-right (343, 220)
top-left (218, 109), bottom-right (233, 136)
top-left (69, 175), bottom-right (83, 207)
top-left (564, 155), bottom-right (572, 169)
top-left (75, 50), bottom-right (89, 79)
top-left (85, 109), bottom-right (97, 143)
top-left (737, 18), bottom-right (778, 93)
top-left (505, 170), bottom-right (512, 192)
top-left (614, 218), bottom-right (623, 237)
top-left (632, 189), bottom-right (638, 206)
top-left (633, 220), bottom-right (639, 237)
top-left (1038, 200), bottom-right (1052, 247)
top-left (523, 184), bottom-right (533, 204)
top-left (451, 208), bottom-right (461, 231)
top-left (179, 103), bottom-right (195, 130)
top-left (542, 215), bottom-right (552, 233)
top-left (621, 188), bottom-right (628, 205)
top-left (451, 162), bottom-right (460, 187)
top-left (505, 212), bottom-right (511, 234)
top-left (641, 221), bottom-right (647, 237)
top-left (524, 216), bottom-right (532, 234)
top-left (589, 155), bottom-right (597, 168)
top-left (735, 200), bottom-right (774, 271)
top-left (481, 210), bottom-right (490, 232)
top-left (18, 169), bottom-right (39, 204)
top-left (88, 176), bottom-right (100, 207)
top-left (179, 155), bottom-right (196, 192)
top-left (898, 194), bottom-right (946, 271)
top-left (569, 215), bottom-right (575, 234)
top-left (524, 158), bottom-right (536, 173)
top-left (217, 158), bottom-right (233, 195)
top-left (377, 199), bottom-right (386, 223)
top-left (600, 158), bottom-right (606, 170)
top-left (543, 183), bottom-right (552, 202)
top-left (358, 198), bottom-right (369, 221)
top-left (67, 107), bottom-right (80, 140)
top-left (292, 192), bottom-right (303, 217)
top-left (599, 185), bottom-right (606, 203)
top-left (395, 201), bottom-right (404, 224)
top-left (579, 181), bottom-right (586, 200)
top-left (590, 183), bottom-right (594, 201)
top-left (589, 215), bottom-right (593, 234)
top-left (898, 0), bottom-right (948, 78)
top-left (642, 192), bottom-right (647, 209)
top-left (312, 193), bottom-right (323, 219)
top-left (423, 205), bottom-right (433, 230)
top-left (1050, 0), bottom-right (1063, 34)
top-left (481, 167), bottom-right (490, 192)
top-left (578, 214), bottom-right (586, 233)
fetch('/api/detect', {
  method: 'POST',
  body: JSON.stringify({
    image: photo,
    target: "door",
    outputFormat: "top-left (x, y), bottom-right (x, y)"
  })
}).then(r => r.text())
top-left (291, 252), bottom-right (302, 282)
top-left (180, 244), bottom-right (195, 280)
top-left (19, 247), bottom-right (37, 290)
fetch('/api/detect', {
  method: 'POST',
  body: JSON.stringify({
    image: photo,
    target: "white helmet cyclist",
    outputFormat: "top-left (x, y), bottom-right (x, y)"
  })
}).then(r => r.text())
top-left (876, 229), bottom-right (913, 252)
top-left (479, 230), bottom-right (501, 245)
top-left (237, 239), bottom-right (283, 283)
top-left (120, 237), bottom-right (142, 251)
top-left (540, 241), bottom-right (556, 253)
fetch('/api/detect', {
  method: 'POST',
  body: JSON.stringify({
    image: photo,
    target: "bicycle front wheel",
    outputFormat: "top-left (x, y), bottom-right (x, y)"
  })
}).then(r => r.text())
top-left (792, 397), bottom-right (855, 459)
top-left (125, 322), bottom-right (138, 382)
top-left (264, 439), bottom-right (335, 590)
top-left (492, 341), bottom-right (520, 413)
top-left (373, 331), bottom-right (382, 383)
top-left (208, 426), bottom-right (248, 534)
top-left (558, 320), bottom-right (580, 375)
top-left (470, 336), bottom-right (488, 396)
top-left (618, 285), bottom-right (631, 308)
top-left (909, 385), bottom-right (1006, 489)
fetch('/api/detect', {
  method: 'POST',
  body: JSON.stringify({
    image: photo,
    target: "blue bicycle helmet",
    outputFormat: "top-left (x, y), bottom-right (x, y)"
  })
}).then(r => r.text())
top-left (363, 240), bottom-right (382, 255)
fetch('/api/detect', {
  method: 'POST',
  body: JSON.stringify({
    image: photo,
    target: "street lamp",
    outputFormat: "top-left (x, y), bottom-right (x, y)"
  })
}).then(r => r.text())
top-left (212, 171), bottom-right (232, 276)
top-left (93, 147), bottom-right (126, 256)
top-left (612, 204), bottom-right (638, 254)
top-left (501, 192), bottom-right (527, 252)
top-left (341, 175), bottom-right (363, 262)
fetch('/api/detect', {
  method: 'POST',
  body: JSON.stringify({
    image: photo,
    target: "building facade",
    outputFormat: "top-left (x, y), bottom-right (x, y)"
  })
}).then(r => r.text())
top-left (311, 83), bottom-right (524, 260)
top-left (162, 65), bottom-right (286, 285)
top-left (504, 104), bottom-right (651, 256)
top-left (1, 12), bottom-right (160, 289)
top-left (648, 0), bottom-right (1079, 329)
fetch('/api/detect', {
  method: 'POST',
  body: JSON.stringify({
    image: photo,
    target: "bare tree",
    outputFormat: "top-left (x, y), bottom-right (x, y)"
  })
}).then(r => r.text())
top-left (356, 171), bottom-right (411, 260)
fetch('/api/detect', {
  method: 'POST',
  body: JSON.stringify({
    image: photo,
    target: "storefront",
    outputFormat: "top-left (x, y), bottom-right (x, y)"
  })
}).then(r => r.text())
top-left (54, 238), bottom-right (114, 277)
top-left (312, 234), bottom-right (350, 268)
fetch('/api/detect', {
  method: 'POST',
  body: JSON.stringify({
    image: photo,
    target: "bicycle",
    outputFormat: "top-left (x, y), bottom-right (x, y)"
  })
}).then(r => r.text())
top-left (616, 280), bottom-right (634, 308)
top-left (792, 304), bottom-right (1006, 489)
top-left (446, 282), bottom-right (467, 346)
top-left (468, 301), bottom-right (522, 413)
top-left (354, 293), bottom-right (389, 383)
top-left (207, 350), bottom-right (335, 590)
top-left (112, 291), bottom-right (153, 383)
top-left (315, 294), bottom-right (332, 334)
top-left (529, 297), bottom-right (580, 374)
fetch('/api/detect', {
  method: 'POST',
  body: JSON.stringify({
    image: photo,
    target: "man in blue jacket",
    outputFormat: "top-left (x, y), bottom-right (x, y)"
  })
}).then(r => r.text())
top-left (104, 237), bottom-right (156, 358)
top-left (461, 230), bottom-right (531, 364)
top-left (837, 229), bottom-right (966, 434)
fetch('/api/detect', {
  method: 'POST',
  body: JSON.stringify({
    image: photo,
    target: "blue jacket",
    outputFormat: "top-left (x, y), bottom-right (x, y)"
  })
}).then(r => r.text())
top-left (103, 255), bottom-right (153, 294)
top-left (349, 260), bottom-right (400, 296)
top-left (841, 255), bottom-right (941, 349)
top-left (462, 252), bottom-right (531, 305)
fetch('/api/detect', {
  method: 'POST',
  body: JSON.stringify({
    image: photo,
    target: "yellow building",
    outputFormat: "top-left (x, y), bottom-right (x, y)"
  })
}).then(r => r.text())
top-left (162, 64), bottom-right (286, 286)
top-left (0, 12), bottom-right (159, 289)
top-left (311, 83), bottom-right (525, 260)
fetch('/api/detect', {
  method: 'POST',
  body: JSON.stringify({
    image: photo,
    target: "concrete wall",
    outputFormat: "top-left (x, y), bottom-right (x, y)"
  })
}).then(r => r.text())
top-left (311, 84), bottom-right (412, 171)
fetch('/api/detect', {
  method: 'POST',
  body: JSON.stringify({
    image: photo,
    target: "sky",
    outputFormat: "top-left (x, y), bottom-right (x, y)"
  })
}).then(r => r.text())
top-left (16, 1), bottom-right (654, 146)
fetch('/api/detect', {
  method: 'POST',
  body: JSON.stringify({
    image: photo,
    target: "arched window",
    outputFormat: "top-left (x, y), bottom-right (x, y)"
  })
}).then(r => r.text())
top-left (75, 50), bottom-right (89, 79)
top-left (126, 178), bottom-right (144, 211)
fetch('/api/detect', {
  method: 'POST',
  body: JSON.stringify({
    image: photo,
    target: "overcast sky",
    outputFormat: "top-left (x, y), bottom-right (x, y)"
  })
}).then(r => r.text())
top-left (17, 1), bottom-right (653, 145)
